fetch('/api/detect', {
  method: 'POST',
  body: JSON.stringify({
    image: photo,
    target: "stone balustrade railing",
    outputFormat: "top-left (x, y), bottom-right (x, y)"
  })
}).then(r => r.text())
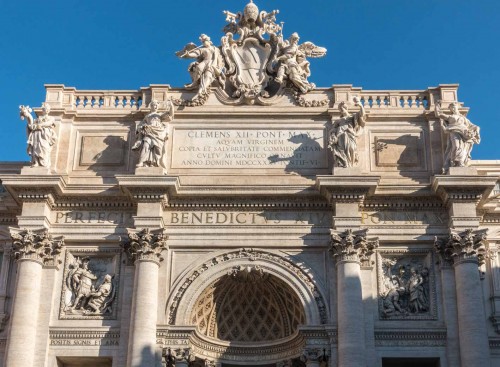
top-left (358, 91), bottom-right (430, 109)
top-left (74, 91), bottom-right (143, 109)
top-left (42, 84), bottom-right (460, 111)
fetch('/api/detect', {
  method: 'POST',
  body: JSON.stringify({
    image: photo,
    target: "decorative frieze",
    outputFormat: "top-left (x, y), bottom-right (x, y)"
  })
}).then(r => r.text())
top-left (122, 228), bottom-right (168, 264)
top-left (434, 228), bottom-right (489, 265)
top-left (10, 228), bottom-right (64, 265)
top-left (374, 330), bottom-right (447, 347)
top-left (377, 250), bottom-right (436, 320)
top-left (330, 229), bottom-right (378, 263)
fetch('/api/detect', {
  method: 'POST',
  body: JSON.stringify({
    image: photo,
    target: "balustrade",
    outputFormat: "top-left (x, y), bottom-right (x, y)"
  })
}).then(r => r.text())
top-left (359, 91), bottom-right (430, 109)
top-left (74, 92), bottom-right (142, 109)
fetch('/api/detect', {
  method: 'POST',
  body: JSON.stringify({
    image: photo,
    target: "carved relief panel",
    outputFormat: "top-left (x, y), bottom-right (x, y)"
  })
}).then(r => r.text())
top-left (377, 249), bottom-right (436, 320)
top-left (59, 248), bottom-right (121, 320)
top-left (370, 130), bottom-right (428, 173)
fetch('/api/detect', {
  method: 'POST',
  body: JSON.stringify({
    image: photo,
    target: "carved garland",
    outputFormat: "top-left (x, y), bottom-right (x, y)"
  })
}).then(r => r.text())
top-left (167, 248), bottom-right (328, 324)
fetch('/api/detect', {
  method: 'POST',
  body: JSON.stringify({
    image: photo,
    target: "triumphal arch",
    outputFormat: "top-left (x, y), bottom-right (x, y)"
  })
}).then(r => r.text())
top-left (1, 2), bottom-right (499, 367)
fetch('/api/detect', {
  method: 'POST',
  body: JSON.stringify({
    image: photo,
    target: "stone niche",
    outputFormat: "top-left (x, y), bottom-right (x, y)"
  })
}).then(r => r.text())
top-left (59, 249), bottom-right (121, 320)
top-left (377, 249), bottom-right (436, 320)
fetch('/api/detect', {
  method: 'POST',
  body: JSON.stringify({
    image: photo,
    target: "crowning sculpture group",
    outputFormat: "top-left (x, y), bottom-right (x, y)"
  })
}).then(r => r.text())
top-left (18, 1), bottom-right (482, 174)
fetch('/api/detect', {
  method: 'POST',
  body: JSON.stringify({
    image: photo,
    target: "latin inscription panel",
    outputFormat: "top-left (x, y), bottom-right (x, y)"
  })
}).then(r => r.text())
top-left (171, 128), bottom-right (327, 169)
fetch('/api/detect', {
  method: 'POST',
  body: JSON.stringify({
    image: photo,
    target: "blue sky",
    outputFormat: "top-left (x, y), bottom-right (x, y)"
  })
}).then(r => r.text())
top-left (1, 0), bottom-right (499, 162)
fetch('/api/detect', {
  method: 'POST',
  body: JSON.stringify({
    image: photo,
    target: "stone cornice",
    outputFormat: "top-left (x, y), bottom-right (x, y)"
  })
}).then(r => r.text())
top-left (10, 228), bottom-right (65, 266)
top-left (122, 228), bottom-right (168, 265)
top-left (432, 174), bottom-right (498, 207)
top-left (330, 229), bottom-right (379, 264)
top-left (316, 175), bottom-right (380, 205)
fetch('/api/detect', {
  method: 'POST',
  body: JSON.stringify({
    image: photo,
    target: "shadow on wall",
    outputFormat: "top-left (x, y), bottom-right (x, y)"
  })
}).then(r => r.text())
top-left (267, 133), bottom-right (324, 177)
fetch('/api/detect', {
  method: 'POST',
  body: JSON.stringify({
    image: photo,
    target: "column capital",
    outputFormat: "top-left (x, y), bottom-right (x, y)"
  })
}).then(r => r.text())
top-left (435, 228), bottom-right (490, 266)
top-left (10, 228), bottom-right (64, 266)
top-left (330, 229), bottom-right (378, 264)
top-left (123, 228), bottom-right (168, 265)
top-left (301, 348), bottom-right (328, 362)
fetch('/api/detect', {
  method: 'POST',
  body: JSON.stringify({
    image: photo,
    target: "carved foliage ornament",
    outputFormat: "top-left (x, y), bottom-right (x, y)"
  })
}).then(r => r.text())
top-left (330, 229), bottom-right (379, 263)
top-left (10, 228), bottom-right (64, 265)
top-left (175, 1), bottom-right (327, 106)
top-left (122, 228), bottom-right (168, 264)
top-left (434, 228), bottom-right (489, 265)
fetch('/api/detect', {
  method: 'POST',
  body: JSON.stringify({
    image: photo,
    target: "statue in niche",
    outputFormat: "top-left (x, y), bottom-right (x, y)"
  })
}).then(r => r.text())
top-left (19, 102), bottom-right (56, 168)
top-left (132, 99), bottom-right (173, 168)
top-left (434, 101), bottom-right (480, 172)
top-left (274, 32), bottom-right (325, 94)
top-left (380, 258), bottom-right (430, 318)
top-left (65, 257), bottom-right (115, 315)
top-left (176, 34), bottom-right (225, 102)
top-left (328, 97), bottom-right (367, 168)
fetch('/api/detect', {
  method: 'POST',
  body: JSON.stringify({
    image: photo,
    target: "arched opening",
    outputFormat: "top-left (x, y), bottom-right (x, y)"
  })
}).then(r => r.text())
top-left (191, 265), bottom-right (306, 343)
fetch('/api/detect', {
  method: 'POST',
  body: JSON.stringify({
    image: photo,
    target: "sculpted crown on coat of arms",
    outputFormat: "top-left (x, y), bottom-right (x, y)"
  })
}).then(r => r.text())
top-left (175, 1), bottom-right (327, 106)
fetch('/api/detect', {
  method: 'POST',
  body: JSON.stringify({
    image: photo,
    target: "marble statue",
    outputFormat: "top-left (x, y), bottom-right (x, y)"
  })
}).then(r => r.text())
top-left (19, 102), bottom-right (56, 168)
top-left (435, 101), bottom-right (480, 172)
top-left (274, 32), bottom-right (326, 94)
top-left (328, 97), bottom-right (367, 168)
top-left (175, 1), bottom-right (326, 106)
top-left (86, 274), bottom-right (114, 314)
top-left (176, 34), bottom-right (225, 101)
top-left (65, 257), bottom-right (115, 315)
top-left (132, 99), bottom-right (173, 168)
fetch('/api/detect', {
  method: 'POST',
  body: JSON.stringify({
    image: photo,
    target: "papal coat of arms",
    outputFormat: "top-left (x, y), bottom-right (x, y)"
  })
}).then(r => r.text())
top-left (175, 1), bottom-right (327, 106)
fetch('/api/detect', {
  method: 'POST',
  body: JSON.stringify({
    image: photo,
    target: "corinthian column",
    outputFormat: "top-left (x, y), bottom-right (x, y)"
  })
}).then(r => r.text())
top-left (123, 228), bottom-right (168, 367)
top-left (330, 229), bottom-right (378, 367)
top-left (435, 228), bottom-right (490, 367)
top-left (4, 229), bottom-right (64, 367)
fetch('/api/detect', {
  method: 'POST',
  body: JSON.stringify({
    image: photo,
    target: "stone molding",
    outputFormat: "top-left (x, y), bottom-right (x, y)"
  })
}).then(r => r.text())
top-left (167, 248), bottom-right (328, 325)
top-left (374, 329), bottom-right (446, 347)
top-left (434, 228), bottom-right (489, 266)
top-left (158, 327), bottom-right (311, 364)
top-left (122, 228), bottom-right (168, 265)
top-left (49, 328), bottom-right (120, 348)
top-left (330, 229), bottom-right (378, 264)
top-left (10, 228), bottom-right (64, 265)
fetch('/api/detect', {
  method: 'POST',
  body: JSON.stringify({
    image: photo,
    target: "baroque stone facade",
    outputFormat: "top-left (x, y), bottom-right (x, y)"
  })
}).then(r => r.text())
top-left (0, 2), bottom-right (499, 367)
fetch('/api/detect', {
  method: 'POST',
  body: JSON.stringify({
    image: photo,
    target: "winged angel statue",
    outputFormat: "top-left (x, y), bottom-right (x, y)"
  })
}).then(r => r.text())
top-left (175, 1), bottom-right (327, 106)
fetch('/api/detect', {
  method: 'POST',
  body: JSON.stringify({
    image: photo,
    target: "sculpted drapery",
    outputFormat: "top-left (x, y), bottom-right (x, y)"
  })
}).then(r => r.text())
top-left (19, 102), bottom-right (56, 168)
top-left (435, 101), bottom-right (480, 171)
top-left (329, 98), bottom-right (367, 168)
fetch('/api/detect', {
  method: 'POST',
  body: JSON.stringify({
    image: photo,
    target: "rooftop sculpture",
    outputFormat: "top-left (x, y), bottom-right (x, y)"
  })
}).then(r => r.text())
top-left (176, 1), bottom-right (326, 106)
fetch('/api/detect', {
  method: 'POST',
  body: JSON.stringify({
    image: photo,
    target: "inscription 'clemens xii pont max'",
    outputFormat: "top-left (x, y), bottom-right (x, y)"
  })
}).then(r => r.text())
top-left (171, 128), bottom-right (326, 169)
